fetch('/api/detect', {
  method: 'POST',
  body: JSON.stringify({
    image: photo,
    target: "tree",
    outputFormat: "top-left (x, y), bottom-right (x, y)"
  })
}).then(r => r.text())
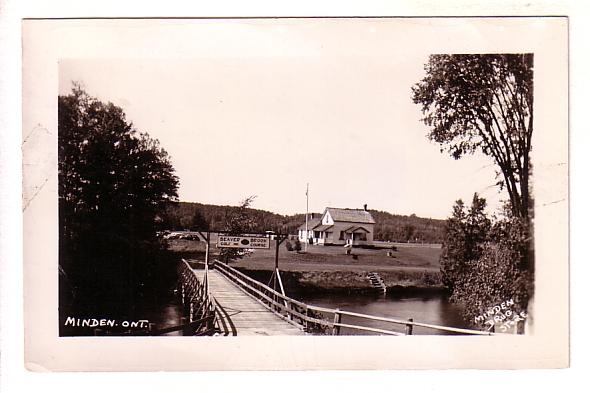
top-left (293, 238), bottom-right (302, 253)
top-left (412, 54), bottom-right (534, 221)
top-left (402, 223), bottom-right (416, 242)
top-left (58, 83), bottom-right (179, 321)
top-left (190, 209), bottom-right (209, 231)
top-left (440, 194), bottom-right (490, 291)
top-left (219, 196), bottom-right (257, 262)
top-left (449, 210), bottom-right (532, 329)
top-left (439, 195), bottom-right (531, 331)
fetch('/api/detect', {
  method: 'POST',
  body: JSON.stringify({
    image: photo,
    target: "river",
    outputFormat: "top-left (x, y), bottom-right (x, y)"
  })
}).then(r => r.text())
top-left (298, 291), bottom-right (471, 335)
top-left (140, 291), bottom-right (470, 336)
top-left (138, 284), bottom-right (470, 336)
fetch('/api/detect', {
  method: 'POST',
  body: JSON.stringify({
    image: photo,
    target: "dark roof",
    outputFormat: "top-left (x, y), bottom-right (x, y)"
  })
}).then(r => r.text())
top-left (313, 224), bottom-right (334, 232)
top-left (344, 226), bottom-right (370, 233)
top-left (297, 217), bottom-right (322, 230)
top-left (326, 208), bottom-right (375, 224)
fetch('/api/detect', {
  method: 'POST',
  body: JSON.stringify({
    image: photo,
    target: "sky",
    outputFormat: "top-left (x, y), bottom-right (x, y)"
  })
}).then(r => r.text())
top-left (57, 19), bottom-right (507, 219)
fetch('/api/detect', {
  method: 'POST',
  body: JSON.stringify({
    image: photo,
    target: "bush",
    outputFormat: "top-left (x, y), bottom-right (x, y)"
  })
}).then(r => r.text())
top-left (451, 238), bottom-right (531, 327)
top-left (440, 194), bottom-right (490, 292)
top-left (440, 195), bottom-right (532, 329)
top-left (294, 239), bottom-right (302, 252)
top-left (285, 240), bottom-right (293, 251)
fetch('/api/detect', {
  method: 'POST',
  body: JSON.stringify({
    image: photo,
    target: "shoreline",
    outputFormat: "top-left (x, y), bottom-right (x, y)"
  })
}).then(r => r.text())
top-left (233, 266), bottom-right (446, 297)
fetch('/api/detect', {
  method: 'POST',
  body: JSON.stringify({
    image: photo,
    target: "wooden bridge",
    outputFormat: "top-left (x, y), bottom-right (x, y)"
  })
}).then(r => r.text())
top-left (177, 259), bottom-right (495, 337)
top-left (192, 269), bottom-right (303, 335)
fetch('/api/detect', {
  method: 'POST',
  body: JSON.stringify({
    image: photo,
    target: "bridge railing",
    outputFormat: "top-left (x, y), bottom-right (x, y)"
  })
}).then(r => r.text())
top-left (212, 260), bottom-right (330, 332)
top-left (211, 260), bottom-right (493, 336)
top-left (178, 259), bottom-right (218, 335)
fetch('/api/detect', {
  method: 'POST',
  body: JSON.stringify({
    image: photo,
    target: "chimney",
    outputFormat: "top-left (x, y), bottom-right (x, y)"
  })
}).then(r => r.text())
top-left (363, 204), bottom-right (368, 211)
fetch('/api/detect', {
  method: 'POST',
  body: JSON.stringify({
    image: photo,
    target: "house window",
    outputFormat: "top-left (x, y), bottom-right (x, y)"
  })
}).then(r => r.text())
top-left (339, 231), bottom-right (344, 240)
top-left (314, 231), bottom-right (320, 238)
top-left (326, 231), bottom-right (332, 239)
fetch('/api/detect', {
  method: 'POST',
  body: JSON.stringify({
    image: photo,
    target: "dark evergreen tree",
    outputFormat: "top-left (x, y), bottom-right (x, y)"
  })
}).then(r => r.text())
top-left (440, 197), bottom-right (531, 331)
top-left (440, 194), bottom-right (490, 292)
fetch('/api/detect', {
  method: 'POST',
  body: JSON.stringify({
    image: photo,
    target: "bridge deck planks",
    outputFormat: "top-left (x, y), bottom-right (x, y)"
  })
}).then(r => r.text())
top-left (193, 269), bottom-right (305, 336)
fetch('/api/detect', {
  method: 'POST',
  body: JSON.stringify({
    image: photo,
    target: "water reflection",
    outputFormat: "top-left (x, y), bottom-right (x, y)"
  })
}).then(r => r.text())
top-left (135, 293), bottom-right (183, 336)
top-left (299, 292), bottom-right (469, 335)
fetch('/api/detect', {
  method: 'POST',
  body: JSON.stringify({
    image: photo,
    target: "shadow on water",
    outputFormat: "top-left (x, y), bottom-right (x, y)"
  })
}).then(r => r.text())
top-left (60, 289), bottom-right (184, 336)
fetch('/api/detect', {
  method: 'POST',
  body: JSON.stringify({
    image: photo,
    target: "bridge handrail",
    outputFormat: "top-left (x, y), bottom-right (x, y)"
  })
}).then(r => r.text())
top-left (214, 259), bottom-right (308, 308)
top-left (213, 260), bottom-right (329, 329)
top-left (307, 305), bottom-right (494, 336)
top-left (210, 259), bottom-right (493, 336)
top-left (180, 259), bottom-right (217, 334)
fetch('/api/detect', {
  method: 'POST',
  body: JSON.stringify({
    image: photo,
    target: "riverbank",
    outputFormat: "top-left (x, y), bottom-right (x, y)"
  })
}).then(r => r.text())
top-left (232, 242), bottom-right (444, 295)
top-left (174, 238), bottom-right (445, 296)
top-left (226, 266), bottom-right (445, 297)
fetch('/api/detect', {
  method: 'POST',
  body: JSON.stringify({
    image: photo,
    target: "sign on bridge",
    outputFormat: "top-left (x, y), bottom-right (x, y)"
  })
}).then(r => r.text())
top-left (217, 235), bottom-right (270, 249)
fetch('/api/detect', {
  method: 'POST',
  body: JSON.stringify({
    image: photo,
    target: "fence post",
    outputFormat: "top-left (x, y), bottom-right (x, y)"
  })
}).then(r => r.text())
top-left (332, 310), bottom-right (342, 335)
top-left (207, 304), bottom-right (215, 331)
top-left (405, 318), bottom-right (414, 335)
top-left (516, 319), bottom-right (525, 334)
top-left (181, 317), bottom-right (190, 336)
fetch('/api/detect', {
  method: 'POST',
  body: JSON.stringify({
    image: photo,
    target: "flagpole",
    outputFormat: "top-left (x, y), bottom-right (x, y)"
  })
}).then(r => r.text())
top-left (305, 183), bottom-right (308, 252)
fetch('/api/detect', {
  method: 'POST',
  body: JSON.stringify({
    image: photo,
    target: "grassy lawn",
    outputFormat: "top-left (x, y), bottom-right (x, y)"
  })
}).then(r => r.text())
top-left (168, 237), bottom-right (442, 273)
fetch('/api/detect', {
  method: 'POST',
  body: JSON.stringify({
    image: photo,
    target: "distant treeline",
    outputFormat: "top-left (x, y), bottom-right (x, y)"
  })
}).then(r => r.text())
top-left (159, 202), bottom-right (445, 244)
top-left (370, 210), bottom-right (445, 243)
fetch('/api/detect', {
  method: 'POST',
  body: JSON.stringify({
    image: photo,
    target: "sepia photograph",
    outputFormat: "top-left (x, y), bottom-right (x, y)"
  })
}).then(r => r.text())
top-left (21, 16), bottom-right (568, 370)
top-left (56, 52), bottom-right (534, 338)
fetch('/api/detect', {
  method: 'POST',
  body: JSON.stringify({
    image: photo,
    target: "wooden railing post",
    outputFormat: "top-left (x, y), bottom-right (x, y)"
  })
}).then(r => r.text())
top-left (207, 305), bottom-right (214, 331)
top-left (516, 319), bottom-right (525, 334)
top-left (181, 317), bottom-right (190, 336)
top-left (332, 310), bottom-right (342, 335)
top-left (405, 318), bottom-right (413, 335)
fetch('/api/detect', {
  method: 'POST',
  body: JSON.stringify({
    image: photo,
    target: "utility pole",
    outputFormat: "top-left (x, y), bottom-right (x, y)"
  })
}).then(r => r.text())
top-left (305, 183), bottom-right (309, 252)
top-left (273, 235), bottom-right (279, 292)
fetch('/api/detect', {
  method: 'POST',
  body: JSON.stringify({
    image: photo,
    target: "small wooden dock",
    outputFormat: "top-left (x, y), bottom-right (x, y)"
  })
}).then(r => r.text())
top-left (193, 269), bottom-right (305, 336)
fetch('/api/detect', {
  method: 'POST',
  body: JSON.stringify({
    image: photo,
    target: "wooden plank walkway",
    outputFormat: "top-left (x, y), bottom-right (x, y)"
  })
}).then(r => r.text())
top-left (193, 269), bottom-right (305, 336)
